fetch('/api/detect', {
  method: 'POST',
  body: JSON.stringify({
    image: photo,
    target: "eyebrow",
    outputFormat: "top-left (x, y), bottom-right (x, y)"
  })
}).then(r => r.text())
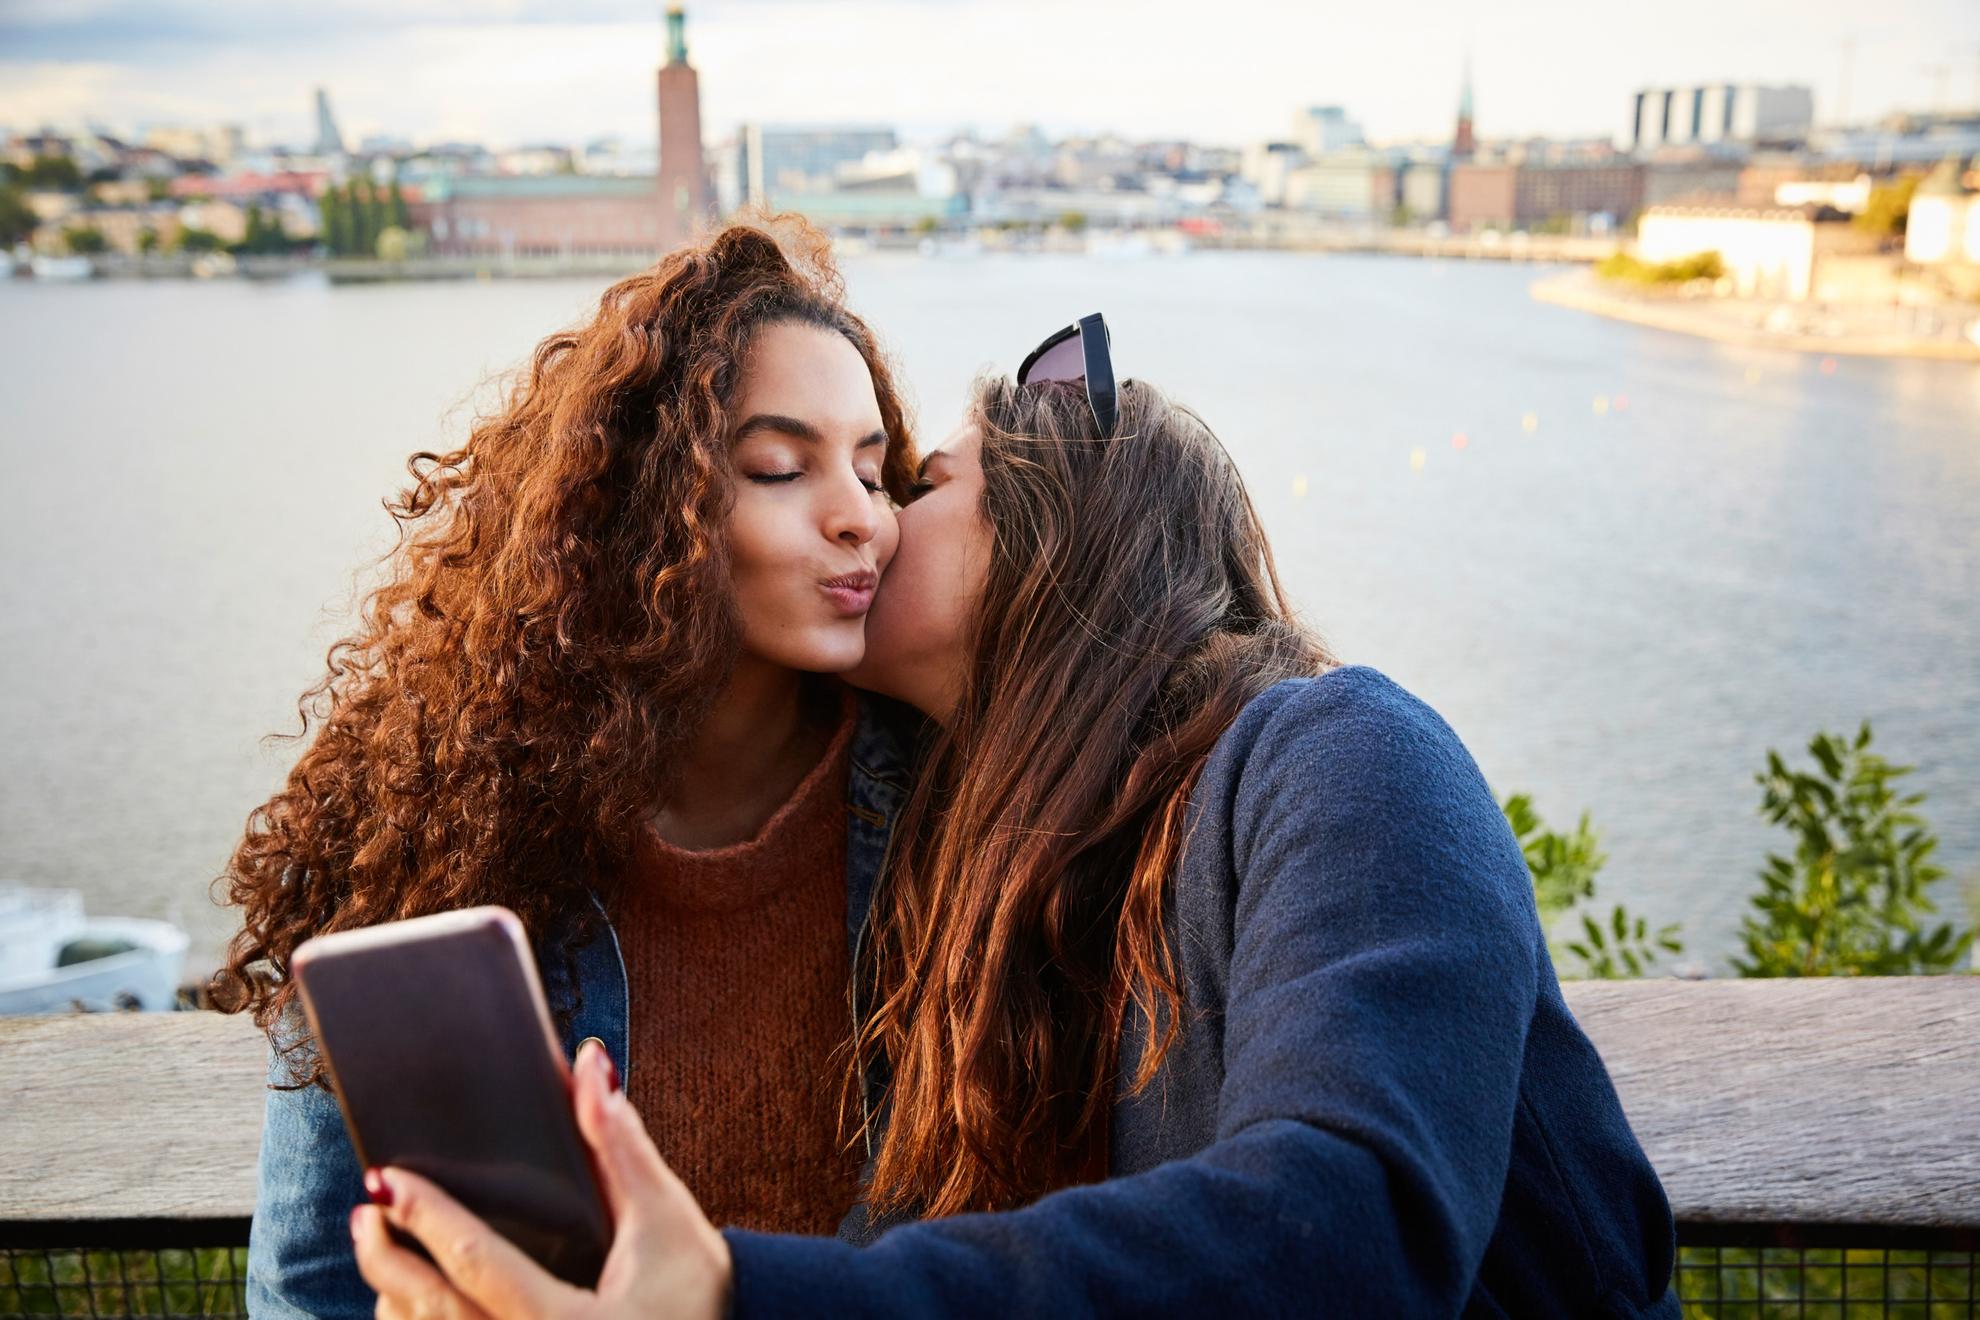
top-left (732, 413), bottom-right (887, 450)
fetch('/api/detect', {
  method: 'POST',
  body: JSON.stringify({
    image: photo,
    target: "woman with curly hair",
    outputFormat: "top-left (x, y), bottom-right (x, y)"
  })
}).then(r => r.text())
top-left (352, 321), bottom-right (1681, 1317)
top-left (221, 215), bottom-right (922, 1319)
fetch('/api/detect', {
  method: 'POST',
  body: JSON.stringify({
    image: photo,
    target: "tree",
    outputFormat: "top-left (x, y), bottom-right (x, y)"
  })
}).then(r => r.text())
top-left (61, 224), bottom-right (108, 254)
top-left (321, 186), bottom-right (353, 255)
top-left (20, 155), bottom-right (83, 191)
top-left (0, 183), bottom-right (36, 246)
top-left (178, 227), bottom-right (224, 253)
top-left (1853, 175), bottom-right (1921, 240)
top-left (350, 178), bottom-right (380, 258)
top-left (1735, 723), bottom-right (1971, 976)
top-left (239, 202), bottom-right (266, 254)
top-left (388, 177), bottom-right (411, 231)
top-left (137, 228), bottom-right (158, 254)
top-left (1502, 794), bottom-right (1683, 979)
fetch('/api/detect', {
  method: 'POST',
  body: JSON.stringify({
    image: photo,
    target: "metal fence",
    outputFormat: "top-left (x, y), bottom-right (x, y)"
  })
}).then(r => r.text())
top-left (4, 1228), bottom-right (1978, 1317)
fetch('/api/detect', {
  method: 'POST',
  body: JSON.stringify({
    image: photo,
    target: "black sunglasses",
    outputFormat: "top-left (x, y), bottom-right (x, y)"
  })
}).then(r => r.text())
top-left (1016, 312), bottom-right (1118, 437)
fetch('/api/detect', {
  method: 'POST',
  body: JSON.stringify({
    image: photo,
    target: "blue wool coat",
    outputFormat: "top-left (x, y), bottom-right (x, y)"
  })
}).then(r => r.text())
top-left (729, 666), bottom-right (1681, 1317)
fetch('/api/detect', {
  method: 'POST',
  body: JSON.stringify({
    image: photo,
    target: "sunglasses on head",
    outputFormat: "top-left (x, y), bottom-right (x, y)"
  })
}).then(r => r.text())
top-left (1017, 312), bottom-right (1118, 437)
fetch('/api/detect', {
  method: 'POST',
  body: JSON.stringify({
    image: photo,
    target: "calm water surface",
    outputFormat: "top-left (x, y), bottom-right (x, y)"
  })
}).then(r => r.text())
top-left (3, 251), bottom-right (1976, 978)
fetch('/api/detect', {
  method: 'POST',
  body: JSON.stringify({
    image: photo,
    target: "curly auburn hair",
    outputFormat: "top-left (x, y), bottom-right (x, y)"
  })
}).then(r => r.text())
top-left (206, 214), bottom-right (918, 1086)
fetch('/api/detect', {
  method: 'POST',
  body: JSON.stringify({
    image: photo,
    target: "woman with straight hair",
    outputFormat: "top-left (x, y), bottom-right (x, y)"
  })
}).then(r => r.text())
top-left (352, 317), bottom-right (1681, 1318)
top-left (222, 215), bottom-right (929, 1319)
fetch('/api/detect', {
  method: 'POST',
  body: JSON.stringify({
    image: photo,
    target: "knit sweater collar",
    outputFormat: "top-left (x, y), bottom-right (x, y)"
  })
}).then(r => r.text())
top-left (629, 688), bottom-right (857, 914)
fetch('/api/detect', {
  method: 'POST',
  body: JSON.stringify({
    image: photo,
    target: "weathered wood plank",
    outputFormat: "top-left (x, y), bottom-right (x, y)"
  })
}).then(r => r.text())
top-left (0, 1012), bottom-right (267, 1221)
top-left (1566, 978), bottom-right (1980, 1230)
top-left (2, 979), bottom-right (1976, 1229)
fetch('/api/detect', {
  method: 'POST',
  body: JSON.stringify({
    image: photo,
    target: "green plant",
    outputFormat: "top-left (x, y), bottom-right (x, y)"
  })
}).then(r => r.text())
top-left (1735, 722), bottom-right (1971, 976)
top-left (1503, 794), bottom-right (1682, 979)
top-left (1596, 249), bottom-right (1725, 286)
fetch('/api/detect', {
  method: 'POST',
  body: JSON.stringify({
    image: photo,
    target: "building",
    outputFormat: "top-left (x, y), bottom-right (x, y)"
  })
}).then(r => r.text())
top-left (1284, 148), bottom-right (1383, 221)
top-left (1637, 203), bottom-right (1880, 300)
top-left (1631, 85), bottom-right (1814, 152)
top-left (1291, 106), bottom-right (1364, 157)
top-left (313, 89), bottom-right (345, 158)
top-left (1448, 158), bottom-right (1643, 233)
top-left (414, 8), bottom-right (708, 257)
top-left (1452, 52), bottom-right (1476, 161)
top-left (1239, 141), bottom-right (1305, 207)
top-left (1399, 156), bottom-right (1448, 222)
top-left (1641, 153), bottom-right (1744, 207)
top-left (1905, 154), bottom-right (1980, 268)
top-left (726, 125), bottom-right (899, 210)
top-left (415, 174), bottom-right (670, 257)
top-left (656, 6), bottom-right (710, 242)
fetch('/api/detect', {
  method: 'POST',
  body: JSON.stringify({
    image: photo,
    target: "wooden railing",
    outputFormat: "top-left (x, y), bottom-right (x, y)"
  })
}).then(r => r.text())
top-left (2, 978), bottom-right (1977, 1247)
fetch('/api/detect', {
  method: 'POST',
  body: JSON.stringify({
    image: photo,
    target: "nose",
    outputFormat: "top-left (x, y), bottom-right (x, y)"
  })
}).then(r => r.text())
top-left (823, 468), bottom-right (880, 548)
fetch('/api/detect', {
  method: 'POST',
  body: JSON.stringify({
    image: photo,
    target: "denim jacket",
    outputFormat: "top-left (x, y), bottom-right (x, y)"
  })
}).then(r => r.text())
top-left (243, 691), bottom-right (917, 1319)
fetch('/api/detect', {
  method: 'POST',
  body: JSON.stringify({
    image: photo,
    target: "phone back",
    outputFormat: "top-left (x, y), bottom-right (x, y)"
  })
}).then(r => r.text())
top-left (292, 906), bottom-right (610, 1289)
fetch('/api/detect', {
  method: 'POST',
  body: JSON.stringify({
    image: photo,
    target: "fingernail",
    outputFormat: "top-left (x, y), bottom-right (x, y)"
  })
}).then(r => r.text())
top-left (364, 1167), bottom-right (395, 1207)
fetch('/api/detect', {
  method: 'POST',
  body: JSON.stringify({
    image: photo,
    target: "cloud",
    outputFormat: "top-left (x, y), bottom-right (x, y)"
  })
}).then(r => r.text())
top-left (0, 0), bottom-right (1972, 149)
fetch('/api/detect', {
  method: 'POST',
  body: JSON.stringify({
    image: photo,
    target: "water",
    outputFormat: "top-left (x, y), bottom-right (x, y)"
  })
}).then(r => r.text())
top-left (3, 251), bottom-right (1976, 979)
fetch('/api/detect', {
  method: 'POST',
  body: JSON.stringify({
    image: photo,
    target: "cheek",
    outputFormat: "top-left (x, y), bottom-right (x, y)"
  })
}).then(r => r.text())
top-left (875, 505), bottom-right (969, 648)
top-left (873, 500), bottom-right (901, 573)
top-left (725, 494), bottom-right (810, 616)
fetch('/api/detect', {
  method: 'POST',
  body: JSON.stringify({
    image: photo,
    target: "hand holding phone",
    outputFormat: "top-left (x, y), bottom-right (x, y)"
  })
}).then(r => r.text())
top-left (291, 905), bottom-right (612, 1289)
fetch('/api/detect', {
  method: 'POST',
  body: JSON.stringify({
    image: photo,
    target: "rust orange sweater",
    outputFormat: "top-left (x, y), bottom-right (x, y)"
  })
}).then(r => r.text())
top-left (602, 695), bottom-right (864, 1235)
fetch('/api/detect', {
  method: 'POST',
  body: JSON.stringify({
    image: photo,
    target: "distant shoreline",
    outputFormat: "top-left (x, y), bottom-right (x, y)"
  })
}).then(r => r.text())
top-left (1529, 269), bottom-right (1980, 363)
top-left (11, 227), bottom-right (1617, 287)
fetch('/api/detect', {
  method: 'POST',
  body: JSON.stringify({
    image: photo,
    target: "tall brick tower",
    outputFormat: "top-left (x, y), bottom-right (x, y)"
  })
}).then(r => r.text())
top-left (656, 7), bottom-right (709, 246)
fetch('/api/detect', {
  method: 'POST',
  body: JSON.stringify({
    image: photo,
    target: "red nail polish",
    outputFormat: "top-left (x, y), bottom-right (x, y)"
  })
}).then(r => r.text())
top-left (364, 1167), bottom-right (395, 1207)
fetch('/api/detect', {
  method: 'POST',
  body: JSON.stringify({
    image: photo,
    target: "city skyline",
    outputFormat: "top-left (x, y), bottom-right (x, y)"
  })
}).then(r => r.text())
top-left (2, 0), bottom-right (1976, 153)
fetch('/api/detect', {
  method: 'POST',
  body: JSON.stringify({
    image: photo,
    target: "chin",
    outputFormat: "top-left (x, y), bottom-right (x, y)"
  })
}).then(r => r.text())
top-left (772, 626), bottom-right (868, 676)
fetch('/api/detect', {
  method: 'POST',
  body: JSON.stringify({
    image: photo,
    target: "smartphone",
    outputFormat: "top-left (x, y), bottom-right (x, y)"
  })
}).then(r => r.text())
top-left (291, 905), bottom-right (611, 1290)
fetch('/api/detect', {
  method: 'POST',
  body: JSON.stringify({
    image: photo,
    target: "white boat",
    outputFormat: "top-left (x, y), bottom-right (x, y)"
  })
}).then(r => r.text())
top-left (0, 885), bottom-right (190, 1014)
top-left (28, 254), bottom-right (95, 281)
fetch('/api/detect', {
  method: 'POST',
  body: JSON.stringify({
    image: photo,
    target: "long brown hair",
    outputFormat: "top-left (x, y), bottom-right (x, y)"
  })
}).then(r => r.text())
top-left (853, 374), bottom-right (1333, 1217)
top-left (208, 214), bottom-right (918, 1085)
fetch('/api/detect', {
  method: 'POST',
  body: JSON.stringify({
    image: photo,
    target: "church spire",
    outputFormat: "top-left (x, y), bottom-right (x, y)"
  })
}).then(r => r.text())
top-left (1453, 46), bottom-right (1476, 159)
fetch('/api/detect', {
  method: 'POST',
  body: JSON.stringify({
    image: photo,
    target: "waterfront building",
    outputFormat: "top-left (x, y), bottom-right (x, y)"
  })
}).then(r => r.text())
top-left (1400, 155), bottom-right (1448, 223)
top-left (726, 125), bottom-right (899, 211)
top-left (1904, 155), bottom-right (1980, 270)
top-left (415, 7), bottom-right (709, 258)
top-left (1448, 157), bottom-right (1643, 234)
top-left (1636, 202), bottom-right (1880, 301)
top-left (1240, 141), bottom-right (1305, 207)
top-left (1284, 148), bottom-right (1384, 221)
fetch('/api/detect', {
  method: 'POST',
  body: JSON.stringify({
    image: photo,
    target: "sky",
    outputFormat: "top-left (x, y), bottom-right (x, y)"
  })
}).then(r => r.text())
top-left (1, 0), bottom-right (1976, 152)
